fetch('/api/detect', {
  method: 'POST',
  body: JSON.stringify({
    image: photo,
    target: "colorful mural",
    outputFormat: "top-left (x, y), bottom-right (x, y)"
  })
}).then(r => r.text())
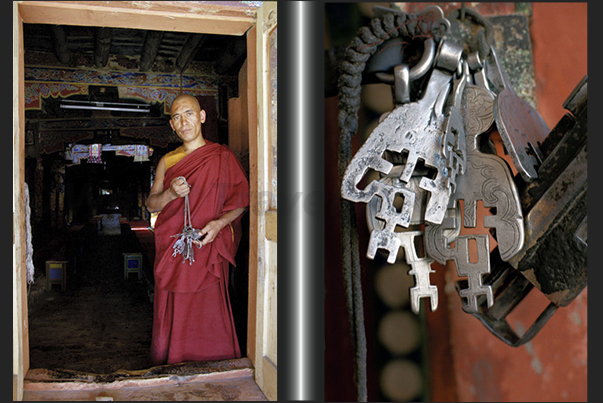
top-left (25, 59), bottom-right (236, 155)
top-left (25, 82), bottom-right (88, 109)
top-left (24, 67), bottom-right (219, 89)
top-left (24, 66), bottom-right (234, 113)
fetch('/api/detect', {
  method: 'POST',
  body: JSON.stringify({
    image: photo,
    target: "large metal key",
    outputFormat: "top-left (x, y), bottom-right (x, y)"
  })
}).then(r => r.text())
top-left (487, 46), bottom-right (549, 181)
top-left (364, 171), bottom-right (440, 312)
top-left (425, 68), bottom-right (525, 312)
top-left (426, 77), bottom-right (524, 260)
top-left (341, 40), bottom-right (464, 262)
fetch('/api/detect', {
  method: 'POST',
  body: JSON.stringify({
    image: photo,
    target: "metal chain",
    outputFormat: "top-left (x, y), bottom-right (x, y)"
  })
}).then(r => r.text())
top-left (174, 176), bottom-right (192, 230)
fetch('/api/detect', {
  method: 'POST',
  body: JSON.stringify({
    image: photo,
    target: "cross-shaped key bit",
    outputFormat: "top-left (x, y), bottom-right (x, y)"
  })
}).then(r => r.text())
top-left (424, 83), bottom-right (525, 312)
top-left (455, 235), bottom-right (494, 313)
top-left (369, 229), bottom-right (438, 313)
top-left (398, 231), bottom-right (438, 313)
top-left (424, 222), bottom-right (493, 313)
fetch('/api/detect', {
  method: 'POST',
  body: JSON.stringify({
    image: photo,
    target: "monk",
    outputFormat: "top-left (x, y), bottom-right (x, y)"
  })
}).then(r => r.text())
top-left (146, 94), bottom-right (249, 366)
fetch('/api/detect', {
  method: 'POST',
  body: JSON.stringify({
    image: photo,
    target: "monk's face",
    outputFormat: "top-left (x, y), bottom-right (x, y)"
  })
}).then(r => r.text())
top-left (169, 95), bottom-right (206, 144)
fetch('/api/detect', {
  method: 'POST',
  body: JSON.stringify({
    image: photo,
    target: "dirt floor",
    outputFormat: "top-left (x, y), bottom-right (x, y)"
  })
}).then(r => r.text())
top-left (28, 224), bottom-right (155, 373)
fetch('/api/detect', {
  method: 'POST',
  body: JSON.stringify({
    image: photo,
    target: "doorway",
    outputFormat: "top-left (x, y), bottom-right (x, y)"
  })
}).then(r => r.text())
top-left (14, 2), bottom-right (276, 400)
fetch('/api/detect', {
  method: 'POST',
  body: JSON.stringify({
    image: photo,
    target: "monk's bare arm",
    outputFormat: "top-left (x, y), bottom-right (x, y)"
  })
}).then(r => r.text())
top-left (145, 156), bottom-right (190, 213)
top-left (197, 207), bottom-right (247, 246)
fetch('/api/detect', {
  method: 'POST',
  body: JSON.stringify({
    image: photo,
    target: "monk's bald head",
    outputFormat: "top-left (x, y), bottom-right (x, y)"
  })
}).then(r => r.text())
top-left (170, 94), bottom-right (201, 115)
top-left (169, 94), bottom-right (206, 146)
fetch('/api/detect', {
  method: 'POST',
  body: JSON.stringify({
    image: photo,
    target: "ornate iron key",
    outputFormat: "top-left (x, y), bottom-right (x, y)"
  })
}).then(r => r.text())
top-left (462, 76), bottom-right (587, 346)
top-left (425, 60), bottom-right (525, 313)
top-left (341, 40), bottom-right (464, 265)
top-left (487, 46), bottom-right (550, 181)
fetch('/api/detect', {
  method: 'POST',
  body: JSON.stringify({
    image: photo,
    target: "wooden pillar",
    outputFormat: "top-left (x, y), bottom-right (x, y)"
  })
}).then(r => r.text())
top-left (13, 2), bottom-right (29, 400)
top-left (246, 23), bottom-right (258, 369)
top-left (228, 59), bottom-right (250, 173)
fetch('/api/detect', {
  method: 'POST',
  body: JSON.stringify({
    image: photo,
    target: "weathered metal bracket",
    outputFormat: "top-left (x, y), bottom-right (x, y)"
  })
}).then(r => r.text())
top-left (509, 76), bottom-right (587, 306)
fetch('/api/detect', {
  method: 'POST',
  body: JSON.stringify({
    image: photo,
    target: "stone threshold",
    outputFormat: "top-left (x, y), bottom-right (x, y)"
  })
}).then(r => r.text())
top-left (24, 357), bottom-right (255, 390)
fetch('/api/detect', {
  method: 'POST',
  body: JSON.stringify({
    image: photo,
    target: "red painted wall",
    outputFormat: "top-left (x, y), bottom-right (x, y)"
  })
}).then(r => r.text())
top-left (428, 3), bottom-right (588, 402)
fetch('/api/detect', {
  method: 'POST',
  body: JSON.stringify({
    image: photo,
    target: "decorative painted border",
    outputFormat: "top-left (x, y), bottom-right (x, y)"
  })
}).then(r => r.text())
top-left (25, 82), bottom-right (88, 109)
top-left (24, 67), bottom-right (219, 89)
top-left (24, 66), bottom-right (233, 113)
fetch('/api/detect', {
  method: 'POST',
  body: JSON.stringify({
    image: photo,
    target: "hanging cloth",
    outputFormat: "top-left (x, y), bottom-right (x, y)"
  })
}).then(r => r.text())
top-left (88, 143), bottom-right (102, 164)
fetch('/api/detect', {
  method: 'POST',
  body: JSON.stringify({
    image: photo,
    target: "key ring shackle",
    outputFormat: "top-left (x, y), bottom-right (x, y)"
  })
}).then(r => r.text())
top-left (447, 6), bottom-right (495, 62)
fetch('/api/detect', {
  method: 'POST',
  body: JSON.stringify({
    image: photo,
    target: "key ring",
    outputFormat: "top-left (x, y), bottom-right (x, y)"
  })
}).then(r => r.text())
top-left (447, 6), bottom-right (495, 62)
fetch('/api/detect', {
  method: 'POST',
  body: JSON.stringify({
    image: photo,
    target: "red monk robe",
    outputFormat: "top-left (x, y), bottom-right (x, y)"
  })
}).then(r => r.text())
top-left (150, 141), bottom-right (249, 366)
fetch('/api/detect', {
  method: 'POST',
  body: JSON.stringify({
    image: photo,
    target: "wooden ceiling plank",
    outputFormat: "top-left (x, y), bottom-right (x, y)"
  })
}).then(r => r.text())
top-left (18, 1), bottom-right (255, 36)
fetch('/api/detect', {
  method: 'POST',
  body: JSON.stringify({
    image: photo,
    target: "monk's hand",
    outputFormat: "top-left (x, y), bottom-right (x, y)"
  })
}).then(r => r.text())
top-left (168, 177), bottom-right (190, 199)
top-left (197, 219), bottom-right (225, 246)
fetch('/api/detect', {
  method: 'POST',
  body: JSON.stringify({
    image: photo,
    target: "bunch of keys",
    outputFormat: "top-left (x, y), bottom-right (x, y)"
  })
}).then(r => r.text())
top-left (171, 176), bottom-right (205, 264)
top-left (340, 5), bottom-right (550, 315)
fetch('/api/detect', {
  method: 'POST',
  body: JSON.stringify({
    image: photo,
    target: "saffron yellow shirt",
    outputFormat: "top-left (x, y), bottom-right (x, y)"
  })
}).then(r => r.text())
top-left (164, 146), bottom-right (187, 171)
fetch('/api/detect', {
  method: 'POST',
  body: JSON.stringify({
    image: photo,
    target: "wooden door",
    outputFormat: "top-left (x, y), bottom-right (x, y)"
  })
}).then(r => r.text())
top-left (251, 2), bottom-right (278, 401)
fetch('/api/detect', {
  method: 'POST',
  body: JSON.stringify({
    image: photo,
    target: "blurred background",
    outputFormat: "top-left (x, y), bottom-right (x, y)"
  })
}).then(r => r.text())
top-left (324, 3), bottom-right (587, 401)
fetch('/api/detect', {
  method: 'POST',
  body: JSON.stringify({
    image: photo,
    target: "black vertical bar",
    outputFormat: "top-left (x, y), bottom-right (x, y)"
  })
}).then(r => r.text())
top-left (278, 1), bottom-right (325, 400)
top-left (277, 1), bottom-right (298, 400)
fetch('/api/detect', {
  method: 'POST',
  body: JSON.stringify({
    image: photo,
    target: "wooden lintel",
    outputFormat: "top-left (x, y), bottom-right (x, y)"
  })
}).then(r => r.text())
top-left (18, 1), bottom-right (256, 36)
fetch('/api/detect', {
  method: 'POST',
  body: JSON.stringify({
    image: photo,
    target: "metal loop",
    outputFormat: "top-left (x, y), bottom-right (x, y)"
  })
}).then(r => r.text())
top-left (447, 6), bottom-right (495, 61)
top-left (467, 51), bottom-right (483, 71)
top-left (374, 37), bottom-right (436, 84)
top-left (435, 39), bottom-right (464, 72)
top-left (409, 38), bottom-right (436, 80)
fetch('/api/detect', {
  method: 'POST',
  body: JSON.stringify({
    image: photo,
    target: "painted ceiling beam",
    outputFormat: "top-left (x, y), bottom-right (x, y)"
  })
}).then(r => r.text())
top-left (175, 34), bottom-right (206, 73)
top-left (139, 30), bottom-right (164, 72)
top-left (51, 25), bottom-right (71, 65)
top-left (94, 27), bottom-right (112, 68)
